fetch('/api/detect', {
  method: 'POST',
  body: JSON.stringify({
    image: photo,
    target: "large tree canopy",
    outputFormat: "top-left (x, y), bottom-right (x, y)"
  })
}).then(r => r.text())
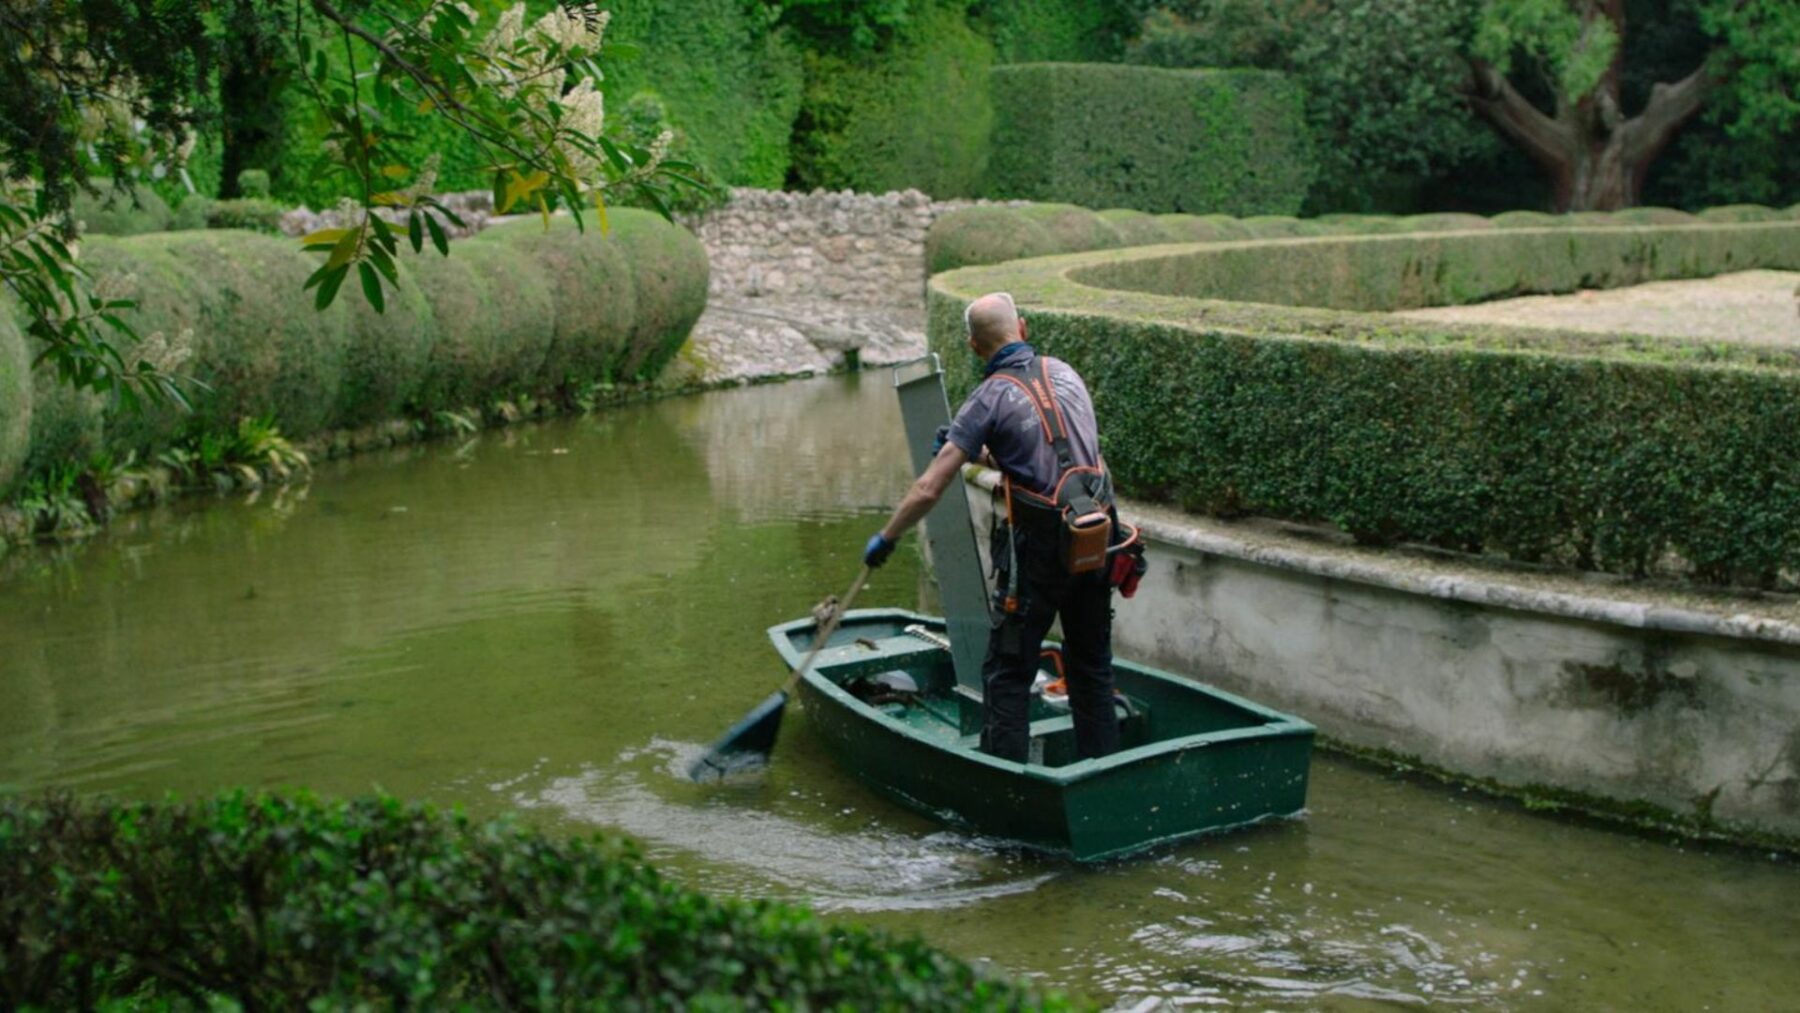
top-left (1466, 0), bottom-right (1800, 210)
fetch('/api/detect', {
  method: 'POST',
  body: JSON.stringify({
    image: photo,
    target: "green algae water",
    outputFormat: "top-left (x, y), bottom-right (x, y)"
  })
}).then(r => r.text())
top-left (2, 375), bottom-right (1795, 1010)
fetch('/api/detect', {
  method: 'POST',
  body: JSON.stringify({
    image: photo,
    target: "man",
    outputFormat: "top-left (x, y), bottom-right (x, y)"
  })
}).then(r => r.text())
top-left (862, 292), bottom-right (1120, 763)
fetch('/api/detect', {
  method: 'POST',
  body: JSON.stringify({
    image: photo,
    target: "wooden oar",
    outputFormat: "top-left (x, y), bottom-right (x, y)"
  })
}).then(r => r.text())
top-left (687, 566), bottom-right (871, 782)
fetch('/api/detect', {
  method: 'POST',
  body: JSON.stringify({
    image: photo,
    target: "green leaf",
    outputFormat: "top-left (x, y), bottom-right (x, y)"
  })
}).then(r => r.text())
top-left (315, 264), bottom-right (349, 310)
top-left (408, 212), bottom-right (424, 254)
top-left (357, 262), bottom-right (386, 314)
top-left (424, 213), bottom-right (449, 257)
top-left (368, 245), bottom-right (399, 287)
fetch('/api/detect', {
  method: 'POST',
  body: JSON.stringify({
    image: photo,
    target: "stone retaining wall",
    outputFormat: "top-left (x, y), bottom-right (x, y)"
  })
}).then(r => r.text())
top-left (957, 468), bottom-right (1800, 845)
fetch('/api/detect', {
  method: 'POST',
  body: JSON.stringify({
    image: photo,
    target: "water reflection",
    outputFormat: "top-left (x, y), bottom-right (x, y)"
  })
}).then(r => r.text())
top-left (0, 376), bottom-right (1795, 1012)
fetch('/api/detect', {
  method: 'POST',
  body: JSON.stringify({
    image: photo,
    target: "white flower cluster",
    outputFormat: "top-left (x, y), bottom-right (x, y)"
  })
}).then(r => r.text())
top-left (394, 153), bottom-right (443, 205)
top-left (477, 4), bottom-right (612, 184)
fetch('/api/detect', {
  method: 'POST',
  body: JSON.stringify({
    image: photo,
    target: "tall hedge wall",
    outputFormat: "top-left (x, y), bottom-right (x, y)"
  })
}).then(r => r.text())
top-left (927, 220), bottom-right (1800, 586)
top-left (602, 0), bottom-right (805, 190)
top-left (984, 64), bottom-right (1314, 216)
top-left (5, 210), bottom-right (708, 496)
top-left (789, 1), bottom-right (996, 197)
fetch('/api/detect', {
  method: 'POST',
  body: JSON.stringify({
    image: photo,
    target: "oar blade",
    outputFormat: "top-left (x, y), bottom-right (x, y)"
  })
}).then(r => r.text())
top-left (687, 690), bottom-right (788, 782)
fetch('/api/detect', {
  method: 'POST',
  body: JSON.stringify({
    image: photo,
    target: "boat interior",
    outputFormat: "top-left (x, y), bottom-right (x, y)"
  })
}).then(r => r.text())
top-left (779, 614), bottom-right (1285, 768)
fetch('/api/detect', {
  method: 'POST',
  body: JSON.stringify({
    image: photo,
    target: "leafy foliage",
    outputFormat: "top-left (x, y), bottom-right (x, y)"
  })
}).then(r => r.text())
top-left (788, 0), bottom-right (996, 196)
top-left (970, 0), bottom-right (1142, 62)
top-left (1128, 0), bottom-right (1495, 214)
top-left (1473, 0), bottom-right (1621, 101)
top-left (929, 216), bottom-right (1800, 586)
top-left (601, 0), bottom-right (805, 192)
top-left (985, 63), bottom-right (1314, 214)
top-left (1, 1), bottom-right (708, 422)
top-left (158, 415), bottom-right (311, 490)
top-left (0, 791), bottom-right (1077, 1010)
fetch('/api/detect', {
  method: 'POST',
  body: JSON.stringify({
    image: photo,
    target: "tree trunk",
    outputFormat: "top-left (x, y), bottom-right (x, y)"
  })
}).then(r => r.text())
top-left (1464, 1), bottom-right (1714, 211)
top-left (218, 0), bottom-right (289, 199)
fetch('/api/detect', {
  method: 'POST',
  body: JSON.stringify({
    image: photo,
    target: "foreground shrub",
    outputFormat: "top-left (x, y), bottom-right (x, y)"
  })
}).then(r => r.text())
top-left (985, 64), bottom-right (1313, 215)
top-left (0, 792), bottom-right (1072, 1010)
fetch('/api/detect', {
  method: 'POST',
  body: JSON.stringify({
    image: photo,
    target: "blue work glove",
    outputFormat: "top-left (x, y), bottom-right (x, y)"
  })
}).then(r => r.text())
top-left (931, 424), bottom-right (951, 455)
top-left (863, 532), bottom-right (896, 568)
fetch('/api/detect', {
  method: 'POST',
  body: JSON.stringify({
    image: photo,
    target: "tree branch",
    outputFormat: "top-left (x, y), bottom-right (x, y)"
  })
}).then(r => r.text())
top-left (1622, 59), bottom-right (1717, 166)
top-left (1464, 57), bottom-right (1574, 172)
top-left (304, 0), bottom-right (536, 167)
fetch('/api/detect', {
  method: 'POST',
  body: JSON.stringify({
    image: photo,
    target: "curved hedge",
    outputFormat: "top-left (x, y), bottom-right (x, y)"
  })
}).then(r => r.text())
top-left (927, 201), bottom-right (1800, 273)
top-left (927, 219), bottom-right (1800, 586)
top-left (5, 210), bottom-right (708, 494)
top-left (0, 792), bottom-right (1070, 1010)
top-left (985, 64), bottom-right (1314, 216)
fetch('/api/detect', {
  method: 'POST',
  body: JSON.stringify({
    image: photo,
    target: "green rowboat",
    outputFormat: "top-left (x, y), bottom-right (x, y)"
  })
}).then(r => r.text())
top-left (769, 607), bottom-right (1315, 862)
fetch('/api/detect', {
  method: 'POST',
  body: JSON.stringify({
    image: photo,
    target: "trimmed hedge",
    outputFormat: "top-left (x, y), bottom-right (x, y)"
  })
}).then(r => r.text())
top-left (790, 1), bottom-right (995, 197)
top-left (69, 183), bottom-right (173, 236)
top-left (6, 210), bottom-right (708, 493)
top-left (927, 201), bottom-right (1800, 274)
top-left (405, 241), bottom-right (557, 411)
top-left (0, 792), bottom-right (1072, 1010)
top-left (985, 63), bottom-right (1314, 216)
top-left (1072, 226), bottom-right (1800, 313)
top-left (927, 220), bottom-right (1800, 585)
top-left (975, 0), bottom-right (1138, 63)
top-left (603, 0), bottom-right (805, 189)
top-left (171, 196), bottom-right (288, 234)
top-left (0, 312), bottom-right (27, 491)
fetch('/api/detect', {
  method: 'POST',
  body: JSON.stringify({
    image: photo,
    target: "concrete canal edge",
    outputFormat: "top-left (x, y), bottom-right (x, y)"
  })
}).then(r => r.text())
top-left (959, 468), bottom-right (1800, 850)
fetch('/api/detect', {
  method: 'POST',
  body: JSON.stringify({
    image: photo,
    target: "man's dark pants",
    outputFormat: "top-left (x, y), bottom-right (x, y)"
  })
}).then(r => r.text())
top-left (980, 522), bottom-right (1120, 763)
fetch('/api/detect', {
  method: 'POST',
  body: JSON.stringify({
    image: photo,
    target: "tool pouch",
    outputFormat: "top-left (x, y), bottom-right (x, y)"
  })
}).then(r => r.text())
top-left (1106, 519), bottom-right (1147, 597)
top-left (1059, 479), bottom-right (1112, 576)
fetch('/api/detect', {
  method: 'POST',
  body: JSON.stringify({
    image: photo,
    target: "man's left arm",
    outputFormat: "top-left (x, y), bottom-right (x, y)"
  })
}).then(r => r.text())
top-left (863, 442), bottom-right (971, 567)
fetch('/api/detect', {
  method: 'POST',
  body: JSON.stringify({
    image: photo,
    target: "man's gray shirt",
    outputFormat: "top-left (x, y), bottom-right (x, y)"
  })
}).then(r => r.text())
top-left (946, 347), bottom-right (1102, 497)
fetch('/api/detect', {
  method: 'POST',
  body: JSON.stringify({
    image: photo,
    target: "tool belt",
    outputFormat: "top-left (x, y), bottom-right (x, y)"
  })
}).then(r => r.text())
top-left (986, 356), bottom-right (1147, 613)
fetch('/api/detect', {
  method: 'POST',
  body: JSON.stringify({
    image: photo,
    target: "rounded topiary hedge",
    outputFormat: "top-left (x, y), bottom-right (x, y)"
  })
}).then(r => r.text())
top-left (0, 791), bottom-right (1072, 1010)
top-left (0, 312), bottom-right (29, 492)
top-left (5, 209), bottom-right (708, 495)
top-left (70, 183), bottom-right (174, 236)
top-left (927, 217), bottom-right (1800, 586)
top-left (605, 210), bottom-right (713, 379)
top-left (405, 241), bottom-right (557, 410)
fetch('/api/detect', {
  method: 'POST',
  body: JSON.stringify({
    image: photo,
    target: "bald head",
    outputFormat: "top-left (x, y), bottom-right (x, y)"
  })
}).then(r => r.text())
top-left (963, 292), bottom-right (1023, 358)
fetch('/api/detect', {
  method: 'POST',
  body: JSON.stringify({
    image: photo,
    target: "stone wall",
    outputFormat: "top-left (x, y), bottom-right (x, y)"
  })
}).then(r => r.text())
top-left (683, 188), bottom-right (968, 310)
top-left (956, 468), bottom-right (1800, 845)
top-left (668, 188), bottom-right (1016, 385)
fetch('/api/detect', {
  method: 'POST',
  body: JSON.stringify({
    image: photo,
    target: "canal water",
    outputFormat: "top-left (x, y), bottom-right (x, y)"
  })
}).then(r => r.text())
top-left (2, 375), bottom-right (1795, 1010)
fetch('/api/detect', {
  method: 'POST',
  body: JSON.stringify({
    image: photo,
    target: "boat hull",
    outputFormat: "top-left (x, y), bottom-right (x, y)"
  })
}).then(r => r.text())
top-left (772, 609), bottom-right (1313, 861)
